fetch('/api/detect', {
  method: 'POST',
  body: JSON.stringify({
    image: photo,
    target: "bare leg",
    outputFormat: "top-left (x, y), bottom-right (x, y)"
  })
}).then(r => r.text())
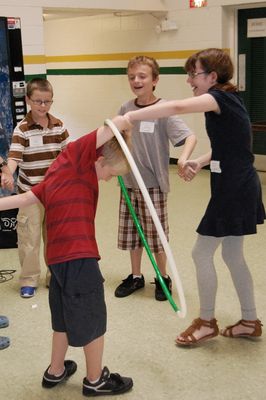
top-left (154, 251), bottom-right (167, 276)
top-left (48, 331), bottom-right (68, 375)
top-left (130, 248), bottom-right (143, 275)
top-left (84, 335), bottom-right (104, 382)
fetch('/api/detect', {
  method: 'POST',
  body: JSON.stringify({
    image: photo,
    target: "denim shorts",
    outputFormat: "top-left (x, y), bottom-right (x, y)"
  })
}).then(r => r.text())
top-left (49, 258), bottom-right (107, 347)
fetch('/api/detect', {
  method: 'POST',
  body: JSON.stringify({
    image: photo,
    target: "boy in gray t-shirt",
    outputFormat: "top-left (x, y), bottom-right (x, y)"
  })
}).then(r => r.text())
top-left (115, 55), bottom-right (196, 301)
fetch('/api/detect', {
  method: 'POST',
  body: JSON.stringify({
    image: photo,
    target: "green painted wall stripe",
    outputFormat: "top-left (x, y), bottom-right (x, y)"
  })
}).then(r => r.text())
top-left (25, 74), bottom-right (47, 81)
top-left (161, 67), bottom-right (185, 74)
top-left (44, 66), bottom-right (185, 76)
top-left (47, 68), bottom-right (127, 75)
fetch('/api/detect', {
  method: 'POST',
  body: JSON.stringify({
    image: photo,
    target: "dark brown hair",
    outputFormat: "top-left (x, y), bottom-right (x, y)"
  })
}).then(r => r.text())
top-left (185, 48), bottom-right (237, 92)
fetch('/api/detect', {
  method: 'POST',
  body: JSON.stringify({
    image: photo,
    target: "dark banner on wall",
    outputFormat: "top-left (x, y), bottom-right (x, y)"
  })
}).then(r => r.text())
top-left (0, 16), bottom-right (26, 247)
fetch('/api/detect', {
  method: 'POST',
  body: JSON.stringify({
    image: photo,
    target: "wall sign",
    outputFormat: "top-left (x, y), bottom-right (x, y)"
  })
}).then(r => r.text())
top-left (247, 18), bottom-right (266, 38)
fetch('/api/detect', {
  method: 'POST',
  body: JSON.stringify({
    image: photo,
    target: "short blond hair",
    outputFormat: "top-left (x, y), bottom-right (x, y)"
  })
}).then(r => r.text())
top-left (101, 130), bottom-right (132, 176)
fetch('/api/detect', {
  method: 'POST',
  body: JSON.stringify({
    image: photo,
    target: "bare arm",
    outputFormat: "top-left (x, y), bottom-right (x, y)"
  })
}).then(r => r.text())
top-left (7, 159), bottom-right (18, 175)
top-left (125, 94), bottom-right (219, 123)
top-left (0, 191), bottom-right (39, 211)
top-left (177, 134), bottom-right (197, 167)
top-left (96, 115), bottom-right (132, 149)
top-left (181, 150), bottom-right (212, 181)
top-left (195, 151), bottom-right (212, 168)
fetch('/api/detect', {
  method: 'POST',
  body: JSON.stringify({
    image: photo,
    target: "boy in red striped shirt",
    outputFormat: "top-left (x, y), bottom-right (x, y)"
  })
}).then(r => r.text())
top-left (0, 116), bottom-right (134, 397)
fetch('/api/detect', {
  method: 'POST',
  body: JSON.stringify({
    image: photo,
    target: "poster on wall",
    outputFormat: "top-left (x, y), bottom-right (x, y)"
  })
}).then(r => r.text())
top-left (0, 16), bottom-right (26, 197)
top-left (0, 19), bottom-right (13, 156)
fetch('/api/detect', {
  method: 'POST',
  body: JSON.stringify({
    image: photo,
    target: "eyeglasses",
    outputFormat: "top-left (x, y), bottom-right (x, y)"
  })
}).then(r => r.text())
top-left (187, 71), bottom-right (208, 79)
top-left (30, 99), bottom-right (53, 106)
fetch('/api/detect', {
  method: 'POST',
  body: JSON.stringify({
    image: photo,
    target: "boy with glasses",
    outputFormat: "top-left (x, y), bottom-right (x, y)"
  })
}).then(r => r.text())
top-left (1, 78), bottom-right (69, 298)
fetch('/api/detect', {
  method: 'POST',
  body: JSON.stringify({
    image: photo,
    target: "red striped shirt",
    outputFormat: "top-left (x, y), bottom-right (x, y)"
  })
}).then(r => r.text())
top-left (32, 130), bottom-right (100, 265)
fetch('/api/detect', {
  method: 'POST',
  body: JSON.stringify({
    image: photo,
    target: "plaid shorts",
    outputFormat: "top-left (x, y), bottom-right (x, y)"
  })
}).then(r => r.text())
top-left (118, 187), bottom-right (169, 253)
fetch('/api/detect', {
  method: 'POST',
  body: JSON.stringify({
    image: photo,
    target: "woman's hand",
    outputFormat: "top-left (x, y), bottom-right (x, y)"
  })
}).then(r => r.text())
top-left (178, 159), bottom-right (201, 182)
top-left (112, 115), bottom-right (132, 133)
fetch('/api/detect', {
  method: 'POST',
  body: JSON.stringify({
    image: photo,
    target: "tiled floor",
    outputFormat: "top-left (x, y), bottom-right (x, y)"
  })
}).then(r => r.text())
top-left (0, 167), bottom-right (265, 400)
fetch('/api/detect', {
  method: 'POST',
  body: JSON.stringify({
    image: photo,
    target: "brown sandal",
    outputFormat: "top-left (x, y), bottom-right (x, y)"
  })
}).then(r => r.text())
top-left (175, 318), bottom-right (219, 346)
top-left (220, 319), bottom-right (263, 338)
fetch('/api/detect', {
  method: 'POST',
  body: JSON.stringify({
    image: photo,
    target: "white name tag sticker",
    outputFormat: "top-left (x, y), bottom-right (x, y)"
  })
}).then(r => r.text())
top-left (139, 121), bottom-right (155, 133)
top-left (29, 135), bottom-right (43, 147)
top-left (210, 160), bottom-right (222, 173)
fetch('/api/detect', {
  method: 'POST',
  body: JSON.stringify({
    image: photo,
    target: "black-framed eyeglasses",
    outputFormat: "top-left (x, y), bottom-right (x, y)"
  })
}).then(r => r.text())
top-left (30, 99), bottom-right (53, 106)
top-left (187, 71), bottom-right (208, 79)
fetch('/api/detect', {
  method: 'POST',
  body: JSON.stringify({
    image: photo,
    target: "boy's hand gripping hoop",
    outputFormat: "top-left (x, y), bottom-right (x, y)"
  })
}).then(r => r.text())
top-left (104, 119), bottom-right (187, 318)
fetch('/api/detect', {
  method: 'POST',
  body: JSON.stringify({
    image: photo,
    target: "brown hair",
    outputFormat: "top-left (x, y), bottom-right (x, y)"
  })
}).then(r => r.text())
top-left (127, 55), bottom-right (160, 80)
top-left (101, 130), bottom-right (132, 176)
top-left (185, 48), bottom-right (237, 92)
top-left (26, 78), bottom-right (53, 97)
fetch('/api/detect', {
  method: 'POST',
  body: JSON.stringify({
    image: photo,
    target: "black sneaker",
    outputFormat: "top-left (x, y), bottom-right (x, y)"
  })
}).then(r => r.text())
top-left (83, 366), bottom-right (133, 397)
top-left (153, 275), bottom-right (172, 301)
top-left (114, 274), bottom-right (145, 297)
top-left (42, 360), bottom-right (77, 388)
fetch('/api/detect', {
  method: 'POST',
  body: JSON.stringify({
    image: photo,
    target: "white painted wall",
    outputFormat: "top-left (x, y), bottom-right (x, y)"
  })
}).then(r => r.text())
top-left (43, 8), bottom-right (226, 159)
top-left (0, 0), bottom-right (266, 162)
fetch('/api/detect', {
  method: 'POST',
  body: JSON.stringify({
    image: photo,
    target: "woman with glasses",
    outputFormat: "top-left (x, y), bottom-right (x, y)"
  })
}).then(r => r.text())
top-left (122, 48), bottom-right (265, 346)
top-left (1, 78), bottom-right (69, 298)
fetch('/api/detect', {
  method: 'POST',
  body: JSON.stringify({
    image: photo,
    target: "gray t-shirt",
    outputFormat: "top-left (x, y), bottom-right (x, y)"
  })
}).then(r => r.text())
top-left (119, 98), bottom-right (194, 192)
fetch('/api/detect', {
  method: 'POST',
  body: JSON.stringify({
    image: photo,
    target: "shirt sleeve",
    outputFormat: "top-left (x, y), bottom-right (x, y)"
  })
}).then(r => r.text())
top-left (8, 124), bottom-right (26, 162)
top-left (166, 115), bottom-right (194, 147)
top-left (60, 127), bottom-right (69, 150)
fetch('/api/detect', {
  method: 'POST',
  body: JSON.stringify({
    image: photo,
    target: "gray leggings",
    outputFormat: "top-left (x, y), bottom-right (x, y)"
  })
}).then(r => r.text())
top-left (192, 234), bottom-right (257, 321)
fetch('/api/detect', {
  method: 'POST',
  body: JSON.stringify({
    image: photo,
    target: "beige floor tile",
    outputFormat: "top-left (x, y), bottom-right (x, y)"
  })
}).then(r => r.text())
top-left (0, 167), bottom-right (265, 400)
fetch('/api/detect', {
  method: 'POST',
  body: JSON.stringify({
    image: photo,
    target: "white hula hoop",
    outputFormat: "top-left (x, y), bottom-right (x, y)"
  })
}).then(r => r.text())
top-left (105, 119), bottom-right (187, 318)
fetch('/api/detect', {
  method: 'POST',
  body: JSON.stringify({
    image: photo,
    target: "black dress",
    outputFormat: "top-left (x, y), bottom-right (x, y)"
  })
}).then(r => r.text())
top-left (197, 89), bottom-right (265, 237)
